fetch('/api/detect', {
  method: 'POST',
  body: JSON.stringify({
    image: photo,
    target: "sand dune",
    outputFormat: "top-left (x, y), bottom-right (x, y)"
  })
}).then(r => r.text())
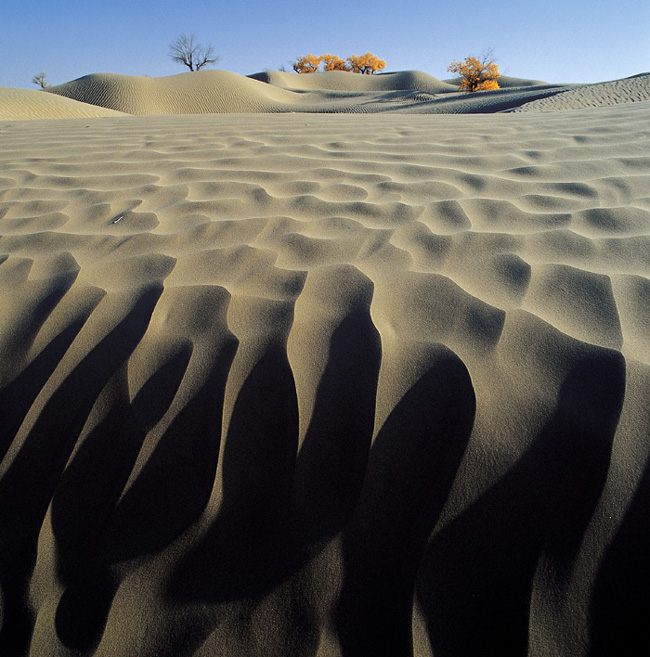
top-left (42, 69), bottom-right (573, 115)
top-left (513, 72), bottom-right (650, 111)
top-left (1, 75), bottom-right (650, 657)
top-left (251, 69), bottom-right (460, 93)
top-left (43, 70), bottom-right (301, 115)
top-left (41, 69), bottom-right (474, 115)
top-left (0, 87), bottom-right (125, 120)
top-left (0, 70), bottom-right (644, 120)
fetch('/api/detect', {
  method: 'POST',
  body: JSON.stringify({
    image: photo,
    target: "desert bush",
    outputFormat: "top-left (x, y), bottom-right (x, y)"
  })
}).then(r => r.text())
top-left (293, 54), bottom-right (323, 74)
top-left (292, 52), bottom-right (386, 74)
top-left (169, 33), bottom-right (218, 71)
top-left (447, 53), bottom-right (500, 92)
top-left (32, 72), bottom-right (50, 89)
top-left (320, 54), bottom-right (350, 71)
top-left (346, 52), bottom-right (386, 75)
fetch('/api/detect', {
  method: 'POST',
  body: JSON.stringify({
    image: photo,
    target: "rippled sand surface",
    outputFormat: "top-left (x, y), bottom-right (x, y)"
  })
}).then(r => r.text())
top-left (1, 100), bottom-right (650, 656)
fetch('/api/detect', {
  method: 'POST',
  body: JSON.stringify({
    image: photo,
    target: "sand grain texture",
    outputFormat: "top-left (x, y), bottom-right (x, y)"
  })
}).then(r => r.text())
top-left (1, 82), bottom-right (650, 657)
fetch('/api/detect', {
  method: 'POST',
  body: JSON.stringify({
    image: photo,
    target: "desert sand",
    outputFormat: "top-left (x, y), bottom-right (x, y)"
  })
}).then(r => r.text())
top-left (0, 69), bottom-right (649, 657)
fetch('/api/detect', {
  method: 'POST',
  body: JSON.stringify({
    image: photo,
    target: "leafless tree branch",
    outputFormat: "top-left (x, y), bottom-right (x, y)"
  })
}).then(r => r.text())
top-left (32, 72), bottom-right (50, 89)
top-left (169, 33), bottom-right (219, 71)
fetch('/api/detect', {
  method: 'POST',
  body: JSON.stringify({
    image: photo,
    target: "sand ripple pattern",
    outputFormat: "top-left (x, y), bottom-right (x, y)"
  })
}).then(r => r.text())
top-left (1, 104), bottom-right (650, 656)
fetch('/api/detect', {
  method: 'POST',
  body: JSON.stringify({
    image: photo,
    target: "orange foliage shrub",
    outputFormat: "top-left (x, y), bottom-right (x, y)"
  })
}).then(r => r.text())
top-left (320, 54), bottom-right (350, 71)
top-left (447, 54), bottom-right (500, 92)
top-left (476, 79), bottom-right (500, 91)
top-left (293, 54), bottom-right (322, 74)
top-left (346, 52), bottom-right (386, 75)
top-left (292, 52), bottom-right (386, 74)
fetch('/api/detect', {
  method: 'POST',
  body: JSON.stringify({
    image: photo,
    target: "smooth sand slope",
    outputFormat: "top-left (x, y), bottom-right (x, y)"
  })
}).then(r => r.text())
top-left (0, 80), bottom-right (650, 657)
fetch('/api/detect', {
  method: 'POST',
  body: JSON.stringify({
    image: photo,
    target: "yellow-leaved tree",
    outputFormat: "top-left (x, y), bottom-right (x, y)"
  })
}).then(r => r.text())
top-left (293, 54), bottom-right (323, 74)
top-left (346, 52), bottom-right (386, 75)
top-left (292, 52), bottom-right (386, 74)
top-left (320, 54), bottom-right (350, 71)
top-left (447, 53), bottom-right (500, 92)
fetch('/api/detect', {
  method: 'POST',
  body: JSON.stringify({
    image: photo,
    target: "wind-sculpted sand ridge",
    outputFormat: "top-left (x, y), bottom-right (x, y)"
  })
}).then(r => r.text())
top-left (0, 102), bottom-right (650, 656)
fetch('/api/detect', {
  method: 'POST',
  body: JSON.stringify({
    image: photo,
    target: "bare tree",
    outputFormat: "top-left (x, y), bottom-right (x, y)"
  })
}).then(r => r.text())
top-left (32, 72), bottom-right (50, 89)
top-left (169, 33), bottom-right (218, 71)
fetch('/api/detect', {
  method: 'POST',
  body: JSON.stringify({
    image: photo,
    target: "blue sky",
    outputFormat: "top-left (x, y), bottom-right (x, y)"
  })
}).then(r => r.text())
top-left (1, 0), bottom-right (648, 89)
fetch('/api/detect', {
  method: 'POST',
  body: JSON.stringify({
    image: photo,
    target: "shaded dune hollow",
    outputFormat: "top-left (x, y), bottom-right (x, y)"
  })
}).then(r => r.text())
top-left (0, 101), bottom-right (650, 657)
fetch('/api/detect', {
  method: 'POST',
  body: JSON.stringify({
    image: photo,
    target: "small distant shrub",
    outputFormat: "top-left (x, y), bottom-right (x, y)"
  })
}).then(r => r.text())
top-left (32, 72), bottom-right (50, 89)
top-left (292, 52), bottom-right (386, 74)
top-left (447, 53), bottom-right (500, 92)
